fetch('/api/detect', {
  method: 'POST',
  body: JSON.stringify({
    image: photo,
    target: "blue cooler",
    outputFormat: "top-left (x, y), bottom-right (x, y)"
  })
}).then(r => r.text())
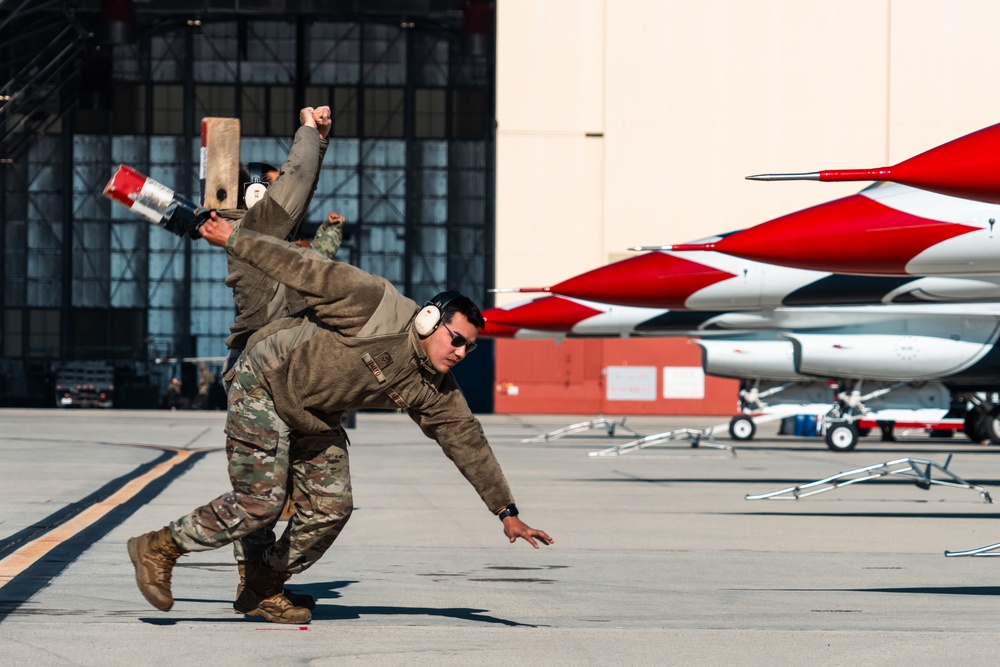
top-left (794, 414), bottom-right (818, 437)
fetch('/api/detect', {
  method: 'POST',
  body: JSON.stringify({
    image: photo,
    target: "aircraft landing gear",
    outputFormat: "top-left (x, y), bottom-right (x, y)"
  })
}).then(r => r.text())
top-left (963, 405), bottom-right (989, 443)
top-left (983, 405), bottom-right (1000, 444)
top-left (728, 415), bottom-right (757, 441)
top-left (825, 421), bottom-right (859, 452)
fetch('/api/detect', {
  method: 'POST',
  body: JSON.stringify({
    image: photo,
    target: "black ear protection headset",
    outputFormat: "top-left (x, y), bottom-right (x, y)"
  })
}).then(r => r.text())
top-left (413, 290), bottom-right (464, 337)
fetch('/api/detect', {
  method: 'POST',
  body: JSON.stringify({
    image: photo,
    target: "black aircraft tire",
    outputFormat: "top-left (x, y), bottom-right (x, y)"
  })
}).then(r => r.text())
top-left (984, 406), bottom-right (1000, 445)
top-left (728, 415), bottom-right (756, 441)
top-left (825, 423), bottom-right (859, 452)
top-left (965, 407), bottom-right (989, 443)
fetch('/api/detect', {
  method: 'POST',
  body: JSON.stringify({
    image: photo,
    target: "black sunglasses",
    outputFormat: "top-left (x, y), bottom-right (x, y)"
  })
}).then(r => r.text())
top-left (441, 321), bottom-right (477, 353)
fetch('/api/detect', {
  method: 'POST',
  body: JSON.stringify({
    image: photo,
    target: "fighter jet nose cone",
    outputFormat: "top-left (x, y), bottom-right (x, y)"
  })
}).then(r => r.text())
top-left (484, 296), bottom-right (604, 332)
top-left (872, 122), bottom-right (1000, 204)
top-left (760, 123), bottom-right (1000, 204)
top-left (711, 193), bottom-right (980, 275)
top-left (549, 252), bottom-right (736, 308)
top-left (479, 315), bottom-right (521, 338)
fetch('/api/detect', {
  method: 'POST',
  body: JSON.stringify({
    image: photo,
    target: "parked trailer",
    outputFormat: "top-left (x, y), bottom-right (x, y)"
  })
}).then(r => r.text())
top-left (55, 362), bottom-right (114, 408)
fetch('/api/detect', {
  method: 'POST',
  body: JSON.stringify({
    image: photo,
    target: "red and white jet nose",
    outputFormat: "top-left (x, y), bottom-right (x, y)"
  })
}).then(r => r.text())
top-left (670, 192), bottom-right (979, 276)
top-left (548, 252), bottom-right (736, 308)
top-left (484, 296), bottom-right (604, 332)
top-left (747, 122), bottom-right (1000, 205)
top-left (479, 316), bottom-right (521, 338)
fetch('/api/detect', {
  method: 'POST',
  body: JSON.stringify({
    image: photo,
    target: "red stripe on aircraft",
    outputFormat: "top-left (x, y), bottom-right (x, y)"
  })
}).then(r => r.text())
top-left (479, 316), bottom-right (521, 338)
top-left (484, 297), bottom-right (604, 332)
top-left (705, 194), bottom-right (980, 275)
top-left (549, 252), bottom-right (737, 308)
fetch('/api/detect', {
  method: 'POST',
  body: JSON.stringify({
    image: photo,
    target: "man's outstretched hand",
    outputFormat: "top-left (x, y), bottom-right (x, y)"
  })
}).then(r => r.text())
top-left (502, 516), bottom-right (554, 549)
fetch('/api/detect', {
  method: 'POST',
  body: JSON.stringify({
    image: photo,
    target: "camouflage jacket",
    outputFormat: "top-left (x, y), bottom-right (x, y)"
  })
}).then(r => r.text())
top-left (218, 124), bottom-right (329, 352)
top-left (225, 228), bottom-right (515, 514)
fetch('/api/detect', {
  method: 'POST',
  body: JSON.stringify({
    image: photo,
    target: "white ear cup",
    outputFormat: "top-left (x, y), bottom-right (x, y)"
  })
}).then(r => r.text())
top-left (245, 182), bottom-right (267, 209)
top-left (413, 304), bottom-right (441, 336)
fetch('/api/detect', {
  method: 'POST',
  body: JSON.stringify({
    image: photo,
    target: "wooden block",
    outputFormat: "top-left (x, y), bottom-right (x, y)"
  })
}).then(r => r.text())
top-left (200, 117), bottom-right (240, 208)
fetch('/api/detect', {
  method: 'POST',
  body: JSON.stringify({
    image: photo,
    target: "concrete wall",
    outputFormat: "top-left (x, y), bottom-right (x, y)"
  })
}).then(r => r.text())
top-left (495, 0), bottom-right (1000, 299)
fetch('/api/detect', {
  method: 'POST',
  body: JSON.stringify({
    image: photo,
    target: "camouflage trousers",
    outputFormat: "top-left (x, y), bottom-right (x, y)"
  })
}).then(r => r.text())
top-left (222, 349), bottom-right (273, 565)
top-left (170, 353), bottom-right (353, 575)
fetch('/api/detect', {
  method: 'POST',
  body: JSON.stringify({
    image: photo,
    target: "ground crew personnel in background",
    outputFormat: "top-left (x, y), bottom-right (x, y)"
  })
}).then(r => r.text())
top-left (217, 106), bottom-right (331, 376)
top-left (127, 217), bottom-right (553, 625)
top-left (276, 210), bottom-right (344, 321)
top-left (194, 364), bottom-right (216, 409)
top-left (162, 377), bottom-right (184, 410)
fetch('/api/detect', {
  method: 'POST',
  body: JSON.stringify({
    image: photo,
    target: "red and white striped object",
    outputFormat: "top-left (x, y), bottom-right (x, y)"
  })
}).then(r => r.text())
top-left (103, 164), bottom-right (180, 225)
top-left (199, 121), bottom-right (207, 205)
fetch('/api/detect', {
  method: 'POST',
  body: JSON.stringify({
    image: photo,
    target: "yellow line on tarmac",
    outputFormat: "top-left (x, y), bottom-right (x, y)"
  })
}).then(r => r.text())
top-left (0, 448), bottom-right (199, 588)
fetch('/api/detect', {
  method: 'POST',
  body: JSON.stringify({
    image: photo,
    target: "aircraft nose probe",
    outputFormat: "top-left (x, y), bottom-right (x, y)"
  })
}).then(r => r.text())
top-left (746, 172), bottom-right (822, 181)
top-left (744, 121), bottom-right (1000, 204)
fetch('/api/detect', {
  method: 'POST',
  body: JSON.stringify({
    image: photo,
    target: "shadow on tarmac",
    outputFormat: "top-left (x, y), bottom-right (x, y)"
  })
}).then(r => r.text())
top-left (757, 586), bottom-right (1000, 597)
top-left (141, 605), bottom-right (537, 628)
top-left (156, 579), bottom-right (539, 627)
top-left (311, 603), bottom-right (538, 626)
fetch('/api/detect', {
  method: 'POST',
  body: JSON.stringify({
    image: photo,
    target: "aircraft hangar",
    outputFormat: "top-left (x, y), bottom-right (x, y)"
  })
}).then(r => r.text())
top-left (0, 0), bottom-right (497, 408)
top-left (2, 1), bottom-right (1000, 418)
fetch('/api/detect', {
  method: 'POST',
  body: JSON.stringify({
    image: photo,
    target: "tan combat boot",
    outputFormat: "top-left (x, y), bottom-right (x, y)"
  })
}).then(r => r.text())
top-left (127, 527), bottom-right (185, 611)
top-left (236, 561), bottom-right (315, 611)
top-left (233, 563), bottom-right (312, 624)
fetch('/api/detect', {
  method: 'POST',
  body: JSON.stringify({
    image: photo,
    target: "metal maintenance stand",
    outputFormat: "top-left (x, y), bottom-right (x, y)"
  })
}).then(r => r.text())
top-left (520, 416), bottom-right (642, 443)
top-left (945, 541), bottom-right (1000, 557)
top-left (746, 455), bottom-right (992, 503)
top-left (587, 428), bottom-right (737, 458)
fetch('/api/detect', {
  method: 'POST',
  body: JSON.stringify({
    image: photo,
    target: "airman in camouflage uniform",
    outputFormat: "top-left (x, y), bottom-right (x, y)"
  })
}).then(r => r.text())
top-left (175, 353), bottom-right (353, 572)
top-left (216, 107), bottom-right (332, 376)
top-left (127, 184), bottom-right (553, 629)
top-left (227, 215), bottom-right (349, 583)
top-left (226, 212), bottom-right (344, 598)
top-left (209, 109), bottom-right (346, 609)
top-left (305, 211), bottom-right (344, 259)
top-left (128, 106), bottom-right (344, 624)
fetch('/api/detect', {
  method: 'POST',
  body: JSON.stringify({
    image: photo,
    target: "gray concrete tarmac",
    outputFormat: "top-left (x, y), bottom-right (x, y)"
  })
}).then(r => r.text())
top-left (2, 408), bottom-right (1000, 666)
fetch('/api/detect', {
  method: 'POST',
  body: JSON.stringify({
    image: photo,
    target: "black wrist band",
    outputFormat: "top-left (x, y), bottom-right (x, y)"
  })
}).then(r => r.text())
top-left (497, 504), bottom-right (519, 521)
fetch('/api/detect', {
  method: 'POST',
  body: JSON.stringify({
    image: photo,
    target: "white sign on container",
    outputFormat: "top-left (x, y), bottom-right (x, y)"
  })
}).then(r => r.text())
top-left (663, 366), bottom-right (705, 399)
top-left (606, 366), bottom-right (657, 401)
